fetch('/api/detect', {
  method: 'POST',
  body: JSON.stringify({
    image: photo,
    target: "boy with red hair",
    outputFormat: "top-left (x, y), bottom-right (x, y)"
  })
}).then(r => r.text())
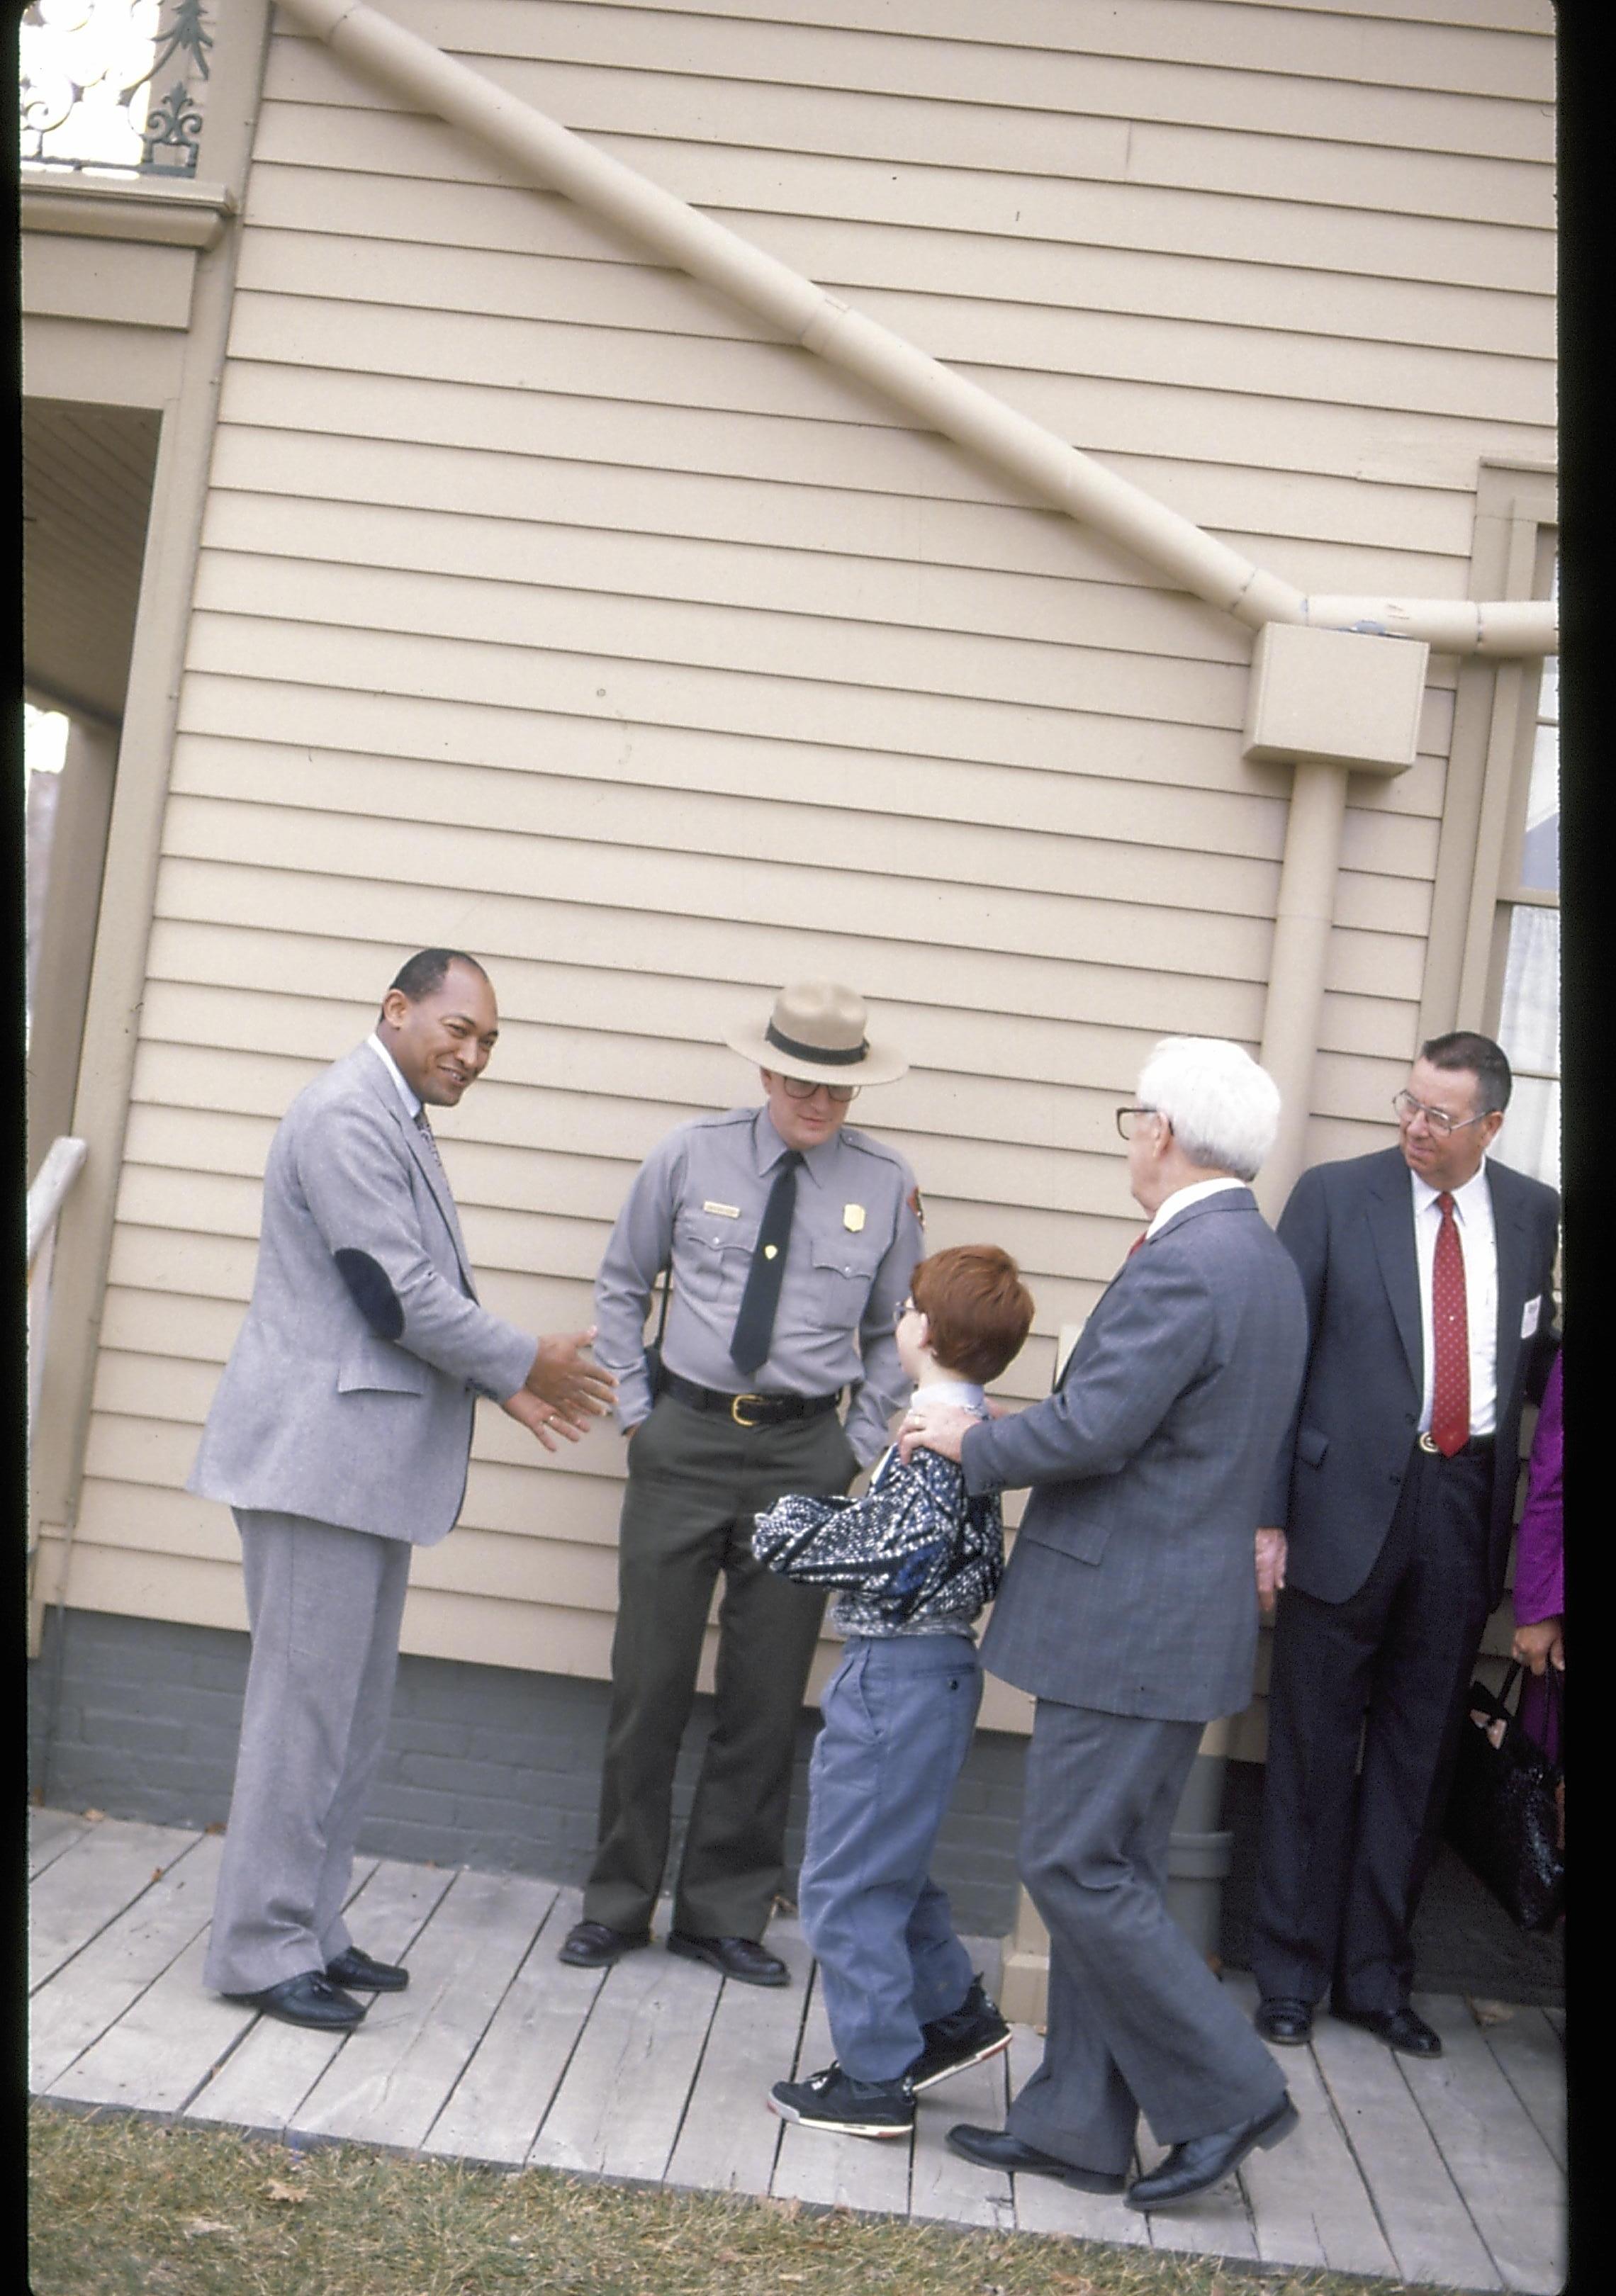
top-left (754, 1244), bottom-right (1035, 2138)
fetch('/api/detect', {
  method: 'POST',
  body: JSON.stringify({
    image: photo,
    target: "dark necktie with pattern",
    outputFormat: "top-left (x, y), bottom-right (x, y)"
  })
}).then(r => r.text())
top-left (730, 1150), bottom-right (802, 1378)
top-left (1429, 1190), bottom-right (1470, 1456)
top-left (413, 1105), bottom-right (444, 1170)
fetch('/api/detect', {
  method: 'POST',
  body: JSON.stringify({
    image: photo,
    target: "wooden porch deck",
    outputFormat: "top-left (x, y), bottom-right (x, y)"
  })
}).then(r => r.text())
top-left (29, 1808), bottom-right (1566, 2291)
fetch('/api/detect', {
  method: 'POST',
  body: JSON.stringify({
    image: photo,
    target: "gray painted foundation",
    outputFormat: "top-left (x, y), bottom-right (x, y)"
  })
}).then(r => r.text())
top-left (26, 1607), bottom-right (1028, 1937)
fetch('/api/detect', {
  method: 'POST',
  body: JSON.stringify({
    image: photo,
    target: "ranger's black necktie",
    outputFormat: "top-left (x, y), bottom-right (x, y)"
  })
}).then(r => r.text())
top-left (730, 1151), bottom-right (802, 1378)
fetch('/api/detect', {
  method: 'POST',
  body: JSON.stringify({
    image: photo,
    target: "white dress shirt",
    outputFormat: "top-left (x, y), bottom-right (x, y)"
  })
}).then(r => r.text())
top-left (1411, 1163), bottom-right (1498, 1438)
top-left (367, 1032), bottom-right (422, 1121)
top-left (1145, 1174), bottom-right (1246, 1239)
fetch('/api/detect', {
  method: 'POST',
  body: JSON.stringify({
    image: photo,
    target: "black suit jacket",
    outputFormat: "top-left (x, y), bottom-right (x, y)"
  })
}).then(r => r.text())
top-left (1263, 1146), bottom-right (1559, 1609)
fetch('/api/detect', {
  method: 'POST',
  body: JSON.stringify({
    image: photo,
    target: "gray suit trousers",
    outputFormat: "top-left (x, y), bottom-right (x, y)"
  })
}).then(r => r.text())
top-left (204, 1509), bottom-right (411, 1996)
top-left (1008, 1699), bottom-right (1285, 2173)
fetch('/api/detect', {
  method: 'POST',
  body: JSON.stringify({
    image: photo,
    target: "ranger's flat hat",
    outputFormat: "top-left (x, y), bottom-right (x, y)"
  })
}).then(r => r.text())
top-left (724, 980), bottom-right (908, 1087)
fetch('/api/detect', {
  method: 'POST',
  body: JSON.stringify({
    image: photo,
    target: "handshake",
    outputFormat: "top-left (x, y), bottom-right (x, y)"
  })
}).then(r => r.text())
top-left (500, 1330), bottom-right (617, 1452)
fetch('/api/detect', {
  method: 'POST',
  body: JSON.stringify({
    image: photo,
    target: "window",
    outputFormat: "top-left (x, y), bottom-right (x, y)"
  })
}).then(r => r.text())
top-left (1491, 571), bottom-right (1559, 1191)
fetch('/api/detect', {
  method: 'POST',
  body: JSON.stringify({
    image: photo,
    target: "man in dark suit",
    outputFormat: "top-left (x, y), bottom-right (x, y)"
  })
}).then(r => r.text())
top-left (904, 1037), bottom-right (1308, 2212)
top-left (1250, 1032), bottom-right (1559, 2060)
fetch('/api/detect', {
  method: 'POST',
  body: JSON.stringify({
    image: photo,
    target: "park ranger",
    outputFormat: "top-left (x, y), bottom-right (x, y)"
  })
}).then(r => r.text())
top-left (560, 980), bottom-right (924, 1986)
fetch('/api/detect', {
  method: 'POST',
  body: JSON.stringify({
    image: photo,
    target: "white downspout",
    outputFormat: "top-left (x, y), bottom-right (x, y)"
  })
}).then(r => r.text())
top-left (276, 0), bottom-right (1554, 660)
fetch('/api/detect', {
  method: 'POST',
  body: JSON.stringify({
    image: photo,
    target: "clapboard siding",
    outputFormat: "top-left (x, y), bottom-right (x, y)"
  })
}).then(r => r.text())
top-left (205, 411), bottom-right (1475, 606)
top-left (228, 230), bottom-right (1552, 427)
top-left (70, 0), bottom-right (1553, 1704)
top-left (266, 10), bottom-right (1552, 180)
top-left (213, 361), bottom-right (1494, 572)
top-left (220, 293), bottom-right (1547, 491)
top-left (242, 168), bottom-right (1553, 361)
top-left (254, 107), bottom-right (1554, 300)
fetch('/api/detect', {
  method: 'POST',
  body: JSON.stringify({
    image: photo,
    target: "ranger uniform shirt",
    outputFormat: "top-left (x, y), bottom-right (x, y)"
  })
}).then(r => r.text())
top-left (594, 1104), bottom-right (924, 1463)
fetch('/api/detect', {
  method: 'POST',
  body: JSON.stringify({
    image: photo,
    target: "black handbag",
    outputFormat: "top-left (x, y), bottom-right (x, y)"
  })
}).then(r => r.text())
top-left (642, 1266), bottom-right (671, 1400)
top-left (1444, 1660), bottom-right (1564, 1933)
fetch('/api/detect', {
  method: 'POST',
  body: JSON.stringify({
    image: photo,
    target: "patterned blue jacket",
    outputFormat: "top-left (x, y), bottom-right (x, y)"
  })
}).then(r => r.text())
top-left (752, 1435), bottom-right (1003, 1638)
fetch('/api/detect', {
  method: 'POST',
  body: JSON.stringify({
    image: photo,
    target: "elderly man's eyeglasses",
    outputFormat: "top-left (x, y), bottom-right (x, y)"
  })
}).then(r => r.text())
top-left (781, 1075), bottom-right (860, 1105)
top-left (1392, 1090), bottom-right (1487, 1139)
top-left (1116, 1107), bottom-right (1159, 1140)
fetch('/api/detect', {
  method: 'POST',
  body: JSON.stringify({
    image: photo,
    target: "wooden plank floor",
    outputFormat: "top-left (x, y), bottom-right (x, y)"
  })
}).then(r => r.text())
top-left (28, 1811), bottom-right (1566, 2290)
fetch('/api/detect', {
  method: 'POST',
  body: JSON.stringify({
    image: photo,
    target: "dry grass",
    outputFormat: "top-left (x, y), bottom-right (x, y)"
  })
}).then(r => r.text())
top-left (29, 2103), bottom-right (1456, 2296)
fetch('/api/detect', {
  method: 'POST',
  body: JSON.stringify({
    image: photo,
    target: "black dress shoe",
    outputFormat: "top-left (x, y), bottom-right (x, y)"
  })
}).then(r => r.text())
top-left (325, 1945), bottom-right (408, 1993)
top-left (558, 1920), bottom-right (651, 1969)
top-left (1126, 2091), bottom-right (1298, 2212)
top-left (1254, 1996), bottom-right (1313, 2046)
top-left (1331, 2004), bottom-right (1442, 2058)
top-left (945, 2124), bottom-right (1125, 2193)
top-left (226, 1971), bottom-right (368, 2030)
top-left (666, 1932), bottom-right (790, 1986)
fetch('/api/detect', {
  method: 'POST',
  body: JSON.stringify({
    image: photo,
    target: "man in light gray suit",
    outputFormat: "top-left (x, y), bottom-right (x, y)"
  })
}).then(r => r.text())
top-left (903, 1037), bottom-right (1308, 2211)
top-left (191, 950), bottom-right (615, 2030)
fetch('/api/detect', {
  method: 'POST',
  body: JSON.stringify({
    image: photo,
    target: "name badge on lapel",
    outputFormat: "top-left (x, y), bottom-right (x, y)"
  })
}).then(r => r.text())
top-left (1522, 1296), bottom-right (1542, 1339)
top-left (843, 1204), bottom-right (865, 1233)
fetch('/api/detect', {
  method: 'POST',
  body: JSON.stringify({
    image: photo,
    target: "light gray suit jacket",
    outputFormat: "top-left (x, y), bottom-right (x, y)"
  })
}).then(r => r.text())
top-left (189, 1044), bottom-right (537, 1546)
top-left (964, 1188), bottom-right (1308, 1723)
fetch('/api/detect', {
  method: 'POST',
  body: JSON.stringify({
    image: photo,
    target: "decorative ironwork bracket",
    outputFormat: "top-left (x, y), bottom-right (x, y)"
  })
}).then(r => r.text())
top-left (20, 1), bottom-right (213, 178)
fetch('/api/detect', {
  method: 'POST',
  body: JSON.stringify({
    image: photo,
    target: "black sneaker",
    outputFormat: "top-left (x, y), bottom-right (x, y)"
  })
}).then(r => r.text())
top-left (770, 2062), bottom-right (915, 2139)
top-left (906, 1976), bottom-right (1011, 2092)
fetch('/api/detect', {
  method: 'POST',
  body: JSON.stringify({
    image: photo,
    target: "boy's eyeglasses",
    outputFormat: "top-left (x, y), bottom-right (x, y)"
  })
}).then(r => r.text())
top-left (894, 1297), bottom-right (916, 1327)
top-left (780, 1075), bottom-right (860, 1105)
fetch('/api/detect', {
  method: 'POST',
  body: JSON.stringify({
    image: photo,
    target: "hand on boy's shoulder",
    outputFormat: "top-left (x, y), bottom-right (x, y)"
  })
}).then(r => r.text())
top-left (897, 1401), bottom-right (978, 1466)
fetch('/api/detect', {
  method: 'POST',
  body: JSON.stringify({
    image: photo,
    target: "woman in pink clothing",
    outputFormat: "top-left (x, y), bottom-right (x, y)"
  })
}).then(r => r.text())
top-left (1510, 1349), bottom-right (1563, 1774)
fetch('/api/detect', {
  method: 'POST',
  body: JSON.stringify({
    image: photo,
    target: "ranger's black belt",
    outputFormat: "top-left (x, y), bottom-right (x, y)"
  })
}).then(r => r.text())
top-left (661, 1371), bottom-right (842, 1428)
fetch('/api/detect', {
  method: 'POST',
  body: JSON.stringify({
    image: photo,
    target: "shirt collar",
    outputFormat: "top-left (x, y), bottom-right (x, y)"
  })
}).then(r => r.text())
top-left (367, 1032), bottom-right (422, 1120)
top-left (1145, 1174), bottom-right (1245, 1240)
top-left (911, 1375), bottom-right (987, 1412)
top-left (1410, 1159), bottom-right (1491, 1218)
top-left (754, 1103), bottom-right (831, 1181)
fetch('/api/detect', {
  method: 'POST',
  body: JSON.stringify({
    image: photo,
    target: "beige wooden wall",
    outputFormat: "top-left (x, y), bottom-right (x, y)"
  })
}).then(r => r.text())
top-left (74, 0), bottom-right (1555, 1724)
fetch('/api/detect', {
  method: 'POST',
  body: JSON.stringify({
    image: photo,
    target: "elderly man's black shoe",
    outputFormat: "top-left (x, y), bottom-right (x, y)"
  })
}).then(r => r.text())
top-left (667, 1932), bottom-right (790, 1986)
top-left (1126, 2093), bottom-right (1297, 2211)
top-left (325, 1946), bottom-right (408, 1992)
top-left (1255, 1997), bottom-right (1313, 2046)
top-left (946, 2125), bottom-right (1125, 2193)
top-left (227, 1972), bottom-right (367, 2030)
top-left (1331, 2005), bottom-right (1442, 2058)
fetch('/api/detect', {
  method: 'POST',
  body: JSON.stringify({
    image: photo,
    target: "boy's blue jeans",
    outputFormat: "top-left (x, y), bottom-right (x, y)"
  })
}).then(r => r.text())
top-left (797, 1632), bottom-right (981, 2082)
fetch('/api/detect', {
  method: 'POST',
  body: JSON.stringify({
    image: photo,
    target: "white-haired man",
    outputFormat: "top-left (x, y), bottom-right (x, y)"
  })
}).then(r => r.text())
top-left (903, 1038), bottom-right (1308, 2212)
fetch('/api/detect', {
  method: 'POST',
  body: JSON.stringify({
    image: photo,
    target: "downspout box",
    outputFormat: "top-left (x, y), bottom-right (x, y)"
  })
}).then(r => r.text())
top-left (1242, 622), bottom-right (1428, 777)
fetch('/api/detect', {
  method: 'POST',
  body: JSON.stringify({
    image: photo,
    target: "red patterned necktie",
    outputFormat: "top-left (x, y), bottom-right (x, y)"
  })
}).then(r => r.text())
top-left (1429, 1191), bottom-right (1470, 1456)
top-left (1126, 1234), bottom-right (1146, 1260)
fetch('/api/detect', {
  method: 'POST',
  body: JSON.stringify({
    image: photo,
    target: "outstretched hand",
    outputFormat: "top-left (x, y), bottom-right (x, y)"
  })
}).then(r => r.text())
top-left (524, 1329), bottom-right (617, 1431)
top-left (500, 1385), bottom-right (578, 1452)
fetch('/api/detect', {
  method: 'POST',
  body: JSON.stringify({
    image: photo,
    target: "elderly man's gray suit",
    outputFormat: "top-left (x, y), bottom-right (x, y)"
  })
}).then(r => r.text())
top-left (960, 1188), bottom-right (1307, 2173)
top-left (192, 1044), bottom-right (536, 1994)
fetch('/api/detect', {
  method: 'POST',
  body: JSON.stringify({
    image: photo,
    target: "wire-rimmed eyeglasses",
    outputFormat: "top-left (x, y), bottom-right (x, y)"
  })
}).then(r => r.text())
top-left (1392, 1089), bottom-right (1487, 1139)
